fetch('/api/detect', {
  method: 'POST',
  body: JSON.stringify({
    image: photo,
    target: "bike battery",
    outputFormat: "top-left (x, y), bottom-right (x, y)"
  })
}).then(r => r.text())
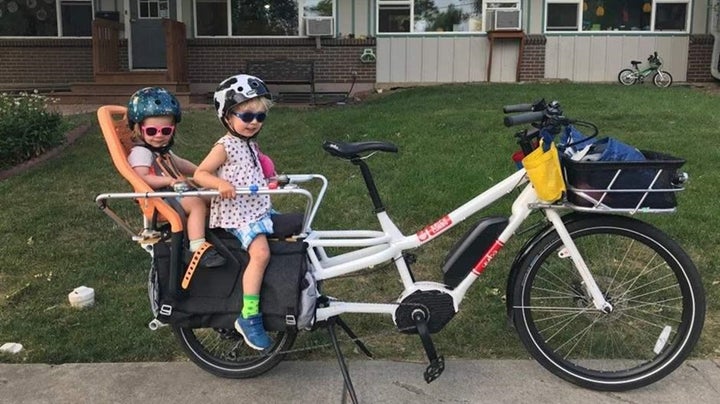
top-left (442, 216), bottom-right (508, 289)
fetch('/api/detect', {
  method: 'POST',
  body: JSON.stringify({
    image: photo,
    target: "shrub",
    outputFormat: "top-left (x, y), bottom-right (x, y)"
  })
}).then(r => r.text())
top-left (0, 91), bottom-right (65, 170)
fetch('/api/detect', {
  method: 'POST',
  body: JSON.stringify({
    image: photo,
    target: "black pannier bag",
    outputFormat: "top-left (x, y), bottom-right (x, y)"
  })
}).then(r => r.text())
top-left (149, 227), bottom-right (315, 331)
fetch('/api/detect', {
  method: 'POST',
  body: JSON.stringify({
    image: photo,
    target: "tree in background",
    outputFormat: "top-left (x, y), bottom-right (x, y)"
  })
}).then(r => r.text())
top-left (231, 0), bottom-right (299, 35)
top-left (305, 0), bottom-right (333, 16)
top-left (429, 4), bottom-right (468, 32)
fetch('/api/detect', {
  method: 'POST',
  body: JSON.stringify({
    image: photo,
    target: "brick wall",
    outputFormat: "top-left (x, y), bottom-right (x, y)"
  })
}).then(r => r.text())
top-left (187, 38), bottom-right (376, 89)
top-left (687, 34), bottom-right (715, 83)
top-left (0, 39), bottom-right (94, 87)
top-left (0, 37), bottom-right (373, 92)
top-left (519, 35), bottom-right (546, 82)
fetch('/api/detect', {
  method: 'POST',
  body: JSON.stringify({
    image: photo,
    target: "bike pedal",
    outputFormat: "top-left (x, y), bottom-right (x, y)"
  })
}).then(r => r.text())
top-left (423, 355), bottom-right (445, 383)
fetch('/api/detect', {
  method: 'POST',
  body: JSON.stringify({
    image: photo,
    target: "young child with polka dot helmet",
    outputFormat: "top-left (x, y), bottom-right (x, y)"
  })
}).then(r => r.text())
top-left (194, 74), bottom-right (277, 350)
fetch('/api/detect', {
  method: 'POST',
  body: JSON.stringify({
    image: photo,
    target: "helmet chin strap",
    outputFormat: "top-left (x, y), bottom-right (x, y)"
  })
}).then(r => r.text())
top-left (222, 117), bottom-right (261, 168)
top-left (142, 135), bottom-right (174, 155)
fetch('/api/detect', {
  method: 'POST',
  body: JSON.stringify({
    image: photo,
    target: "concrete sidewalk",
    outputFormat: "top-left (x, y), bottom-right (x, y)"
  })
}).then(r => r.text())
top-left (1, 359), bottom-right (719, 403)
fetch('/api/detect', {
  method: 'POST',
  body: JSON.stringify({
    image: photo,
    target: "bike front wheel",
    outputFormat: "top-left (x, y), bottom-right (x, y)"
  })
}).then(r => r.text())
top-left (653, 70), bottom-right (673, 88)
top-left (512, 215), bottom-right (705, 391)
top-left (173, 325), bottom-right (296, 378)
top-left (617, 69), bottom-right (637, 86)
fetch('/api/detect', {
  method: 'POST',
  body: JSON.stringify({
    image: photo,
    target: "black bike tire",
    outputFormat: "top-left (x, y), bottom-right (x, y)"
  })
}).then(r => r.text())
top-left (653, 70), bottom-right (673, 88)
top-left (512, 215), bottom-right (705, 391)
top-left (173, 325), bottom-right (297, 379)
top-left (618, 69), bottom-right (637, 86)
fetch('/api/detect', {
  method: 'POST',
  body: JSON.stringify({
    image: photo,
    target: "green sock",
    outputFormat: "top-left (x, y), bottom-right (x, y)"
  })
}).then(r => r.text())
top-left (242, 294), bottom-right (260, 318)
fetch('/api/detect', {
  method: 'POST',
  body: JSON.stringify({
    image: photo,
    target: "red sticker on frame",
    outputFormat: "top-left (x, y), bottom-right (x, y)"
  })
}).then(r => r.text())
top-left (416, 215), bottom-right (453, 242)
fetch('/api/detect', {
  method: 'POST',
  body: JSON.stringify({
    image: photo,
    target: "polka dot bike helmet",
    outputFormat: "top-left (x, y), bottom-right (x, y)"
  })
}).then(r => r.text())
top-left (127, 87), bottom-right (182, 129)
top-left (213, 74), bottom-right (271, 121)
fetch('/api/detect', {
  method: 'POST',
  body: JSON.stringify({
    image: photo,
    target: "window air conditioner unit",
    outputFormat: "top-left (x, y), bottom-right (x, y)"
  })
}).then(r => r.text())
top-left (305, 17), bottom-right (335, 37)
top-left (488, 9), bottom-right (521, 31)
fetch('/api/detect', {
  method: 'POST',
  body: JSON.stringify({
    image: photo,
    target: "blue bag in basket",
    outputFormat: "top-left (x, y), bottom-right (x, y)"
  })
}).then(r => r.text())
top-left (560, 125), bottom-right (645, 162)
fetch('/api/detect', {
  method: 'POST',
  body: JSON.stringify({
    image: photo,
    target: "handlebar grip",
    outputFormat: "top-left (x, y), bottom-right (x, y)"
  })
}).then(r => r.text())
top-left (503, 103), bottom-right (533, 113)
top-left (503, 111), bottom-right (545, 127)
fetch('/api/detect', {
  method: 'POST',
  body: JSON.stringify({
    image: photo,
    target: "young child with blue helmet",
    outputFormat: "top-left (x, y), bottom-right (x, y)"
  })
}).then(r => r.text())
top-left (126, 87), bottom-right (226, 269)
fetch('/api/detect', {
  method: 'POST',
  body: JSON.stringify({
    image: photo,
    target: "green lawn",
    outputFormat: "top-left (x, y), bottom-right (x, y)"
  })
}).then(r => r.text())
top-left (1, 83), bottom-right (718, 364)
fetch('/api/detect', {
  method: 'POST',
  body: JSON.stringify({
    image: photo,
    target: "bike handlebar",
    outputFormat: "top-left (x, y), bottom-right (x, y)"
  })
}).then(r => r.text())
top-left (503, 111), bottom-right (546, 127)
top-left (502, 103), bottom-right (533, 113)
top-left (503, 99), bottom-right (547, 114)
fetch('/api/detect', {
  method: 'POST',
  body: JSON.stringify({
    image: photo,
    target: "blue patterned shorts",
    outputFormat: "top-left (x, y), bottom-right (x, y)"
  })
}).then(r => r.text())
top-left (227, 214), bottom-right (274, 249)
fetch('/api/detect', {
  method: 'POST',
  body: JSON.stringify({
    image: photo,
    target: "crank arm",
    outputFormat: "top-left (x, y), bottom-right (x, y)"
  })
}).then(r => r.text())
top-left (412, 309), bottom-right (445, 383)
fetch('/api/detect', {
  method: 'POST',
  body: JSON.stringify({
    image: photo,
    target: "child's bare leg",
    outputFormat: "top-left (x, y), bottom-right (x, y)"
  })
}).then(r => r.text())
top-left (180, 197), bottom-right (225, 267)
top-left (180, 197), bottom-right (206, 242)
top-left (242, 234), bottom-right (270, 294)
top-left (236, 234), bottom-right (272, 350)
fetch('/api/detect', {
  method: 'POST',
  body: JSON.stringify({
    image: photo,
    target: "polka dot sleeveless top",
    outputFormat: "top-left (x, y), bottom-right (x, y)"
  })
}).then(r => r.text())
top-left (209, 135), bottom-right (271, 229)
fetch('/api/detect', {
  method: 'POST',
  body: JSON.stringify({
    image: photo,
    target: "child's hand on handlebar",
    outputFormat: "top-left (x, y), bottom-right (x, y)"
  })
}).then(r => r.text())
top-left (217, 180), bottom-right (236, 199)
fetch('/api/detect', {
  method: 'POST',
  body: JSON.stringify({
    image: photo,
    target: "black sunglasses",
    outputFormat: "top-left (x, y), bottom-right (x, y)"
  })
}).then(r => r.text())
top-left (231, 111), bottom-right (267, 123)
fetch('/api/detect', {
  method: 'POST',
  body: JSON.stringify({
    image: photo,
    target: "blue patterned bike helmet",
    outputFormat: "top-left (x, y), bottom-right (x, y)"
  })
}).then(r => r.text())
top-left (127, 87), bottom-right (182, 129)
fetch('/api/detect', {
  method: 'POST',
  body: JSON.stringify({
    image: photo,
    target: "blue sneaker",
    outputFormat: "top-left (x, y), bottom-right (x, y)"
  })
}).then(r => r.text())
top-left (234, 314), bottom-right (272, 350)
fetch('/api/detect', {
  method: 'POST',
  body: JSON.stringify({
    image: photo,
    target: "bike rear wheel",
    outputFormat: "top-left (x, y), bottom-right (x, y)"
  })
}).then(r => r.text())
top-left (173, 325), bottom-right (296, 378)
top-left (618, 69), bottom-right (637, 86)
top-left (512, 215), bottom-right (704, 391)
top-left (653, 70), bottom-right (673, 88)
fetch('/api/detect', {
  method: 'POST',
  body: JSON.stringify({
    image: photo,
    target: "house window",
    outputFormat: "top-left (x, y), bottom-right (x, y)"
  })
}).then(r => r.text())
top-left (0, 0), bottom-right (93, 37)
top-left (545, 0), bottom-right (690, 32)
top-left (138, 0), bottom-right (169, 19)
top-left (654, 2), bottom-right (687, 30)
top-left (377, 0), bottom-right (489, 34)
top-left (195, 0), bottom-right (331, 37)
top-left (61, 1), bottom-right (93, 36)
top-left (230, 0), bottom-right (299, 36)
top-left (195, 0), bottom-right (227, 36)
top-left (546, 2), bottom-right (580, 31)
top-left (378, 2), bottom-right (411, 32)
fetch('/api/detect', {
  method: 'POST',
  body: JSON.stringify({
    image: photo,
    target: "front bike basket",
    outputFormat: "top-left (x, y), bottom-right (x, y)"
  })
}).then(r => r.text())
top-left (562, 150), bottom-right (686, 213)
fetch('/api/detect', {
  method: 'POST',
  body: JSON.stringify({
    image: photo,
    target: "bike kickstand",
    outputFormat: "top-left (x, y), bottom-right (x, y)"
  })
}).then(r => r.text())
top-left (412, 309), bottom-right (445, 383)
top-left (335, 316), bottom-right (373, 358)
top-left (327, 316), bottom-right (359, 404)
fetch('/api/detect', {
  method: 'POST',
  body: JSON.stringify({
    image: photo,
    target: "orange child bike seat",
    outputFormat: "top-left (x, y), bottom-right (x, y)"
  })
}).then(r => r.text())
top-left (97, 105), bottom-right (184, 233)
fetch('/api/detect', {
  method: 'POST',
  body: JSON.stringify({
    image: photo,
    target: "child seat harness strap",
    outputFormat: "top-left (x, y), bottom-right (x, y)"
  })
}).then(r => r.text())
top-left (181, 241), bottom-right (212, 289)
top-left (153, 153), bottom-right (186, 182)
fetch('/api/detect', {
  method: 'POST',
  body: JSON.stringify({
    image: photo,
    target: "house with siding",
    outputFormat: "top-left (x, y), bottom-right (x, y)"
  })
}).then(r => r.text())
top-left (0, 0), bottom-right (717, 104)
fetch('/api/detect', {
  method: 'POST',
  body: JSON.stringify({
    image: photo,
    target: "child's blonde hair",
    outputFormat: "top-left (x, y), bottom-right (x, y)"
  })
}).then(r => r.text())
top-left (229, 97), bottom-right (273, 117)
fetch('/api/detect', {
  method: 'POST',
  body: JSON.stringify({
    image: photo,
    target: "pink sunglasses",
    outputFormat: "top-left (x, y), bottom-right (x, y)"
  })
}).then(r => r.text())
top-left (141, 125), bottom-right (175, 137)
